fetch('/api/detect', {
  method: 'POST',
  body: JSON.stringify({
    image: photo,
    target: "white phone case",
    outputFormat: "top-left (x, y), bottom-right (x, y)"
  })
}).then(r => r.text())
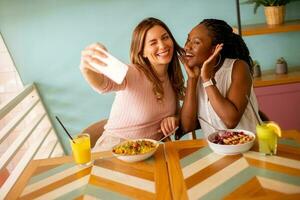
top-left (89, 48), bottom-right (128, 84)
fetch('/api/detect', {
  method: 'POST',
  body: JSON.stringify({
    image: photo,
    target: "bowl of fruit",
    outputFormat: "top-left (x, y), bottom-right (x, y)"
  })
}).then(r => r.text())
top-left (207, 129), bottom-right (255, 155)
top-left (112, 139), bottom-right (159, 162)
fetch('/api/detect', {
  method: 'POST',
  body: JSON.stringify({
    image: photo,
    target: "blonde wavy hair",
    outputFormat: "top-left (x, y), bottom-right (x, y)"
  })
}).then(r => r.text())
top-left (130, 17), bottom-right (185, 101)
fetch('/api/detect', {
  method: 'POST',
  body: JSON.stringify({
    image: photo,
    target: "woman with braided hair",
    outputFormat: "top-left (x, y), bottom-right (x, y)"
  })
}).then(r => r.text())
top-left (180, 19), bottom-right (260, 137)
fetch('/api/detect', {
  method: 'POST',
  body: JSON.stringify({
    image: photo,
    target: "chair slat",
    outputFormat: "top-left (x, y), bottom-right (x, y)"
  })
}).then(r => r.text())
top-left (0, 98), bottom-right (40, 144)
top-left (34, 133), bottom-right (57, 160)
top-left (0, 83), bottom-right (66, 199)
top-left (0, 84), bottom-right (34, 120)
top-left (50, 142), bottom-right (64, 158)
top-left (0, 113), bottom-right (46, 171)
top-left (0, 126), bottom-right (52, 199)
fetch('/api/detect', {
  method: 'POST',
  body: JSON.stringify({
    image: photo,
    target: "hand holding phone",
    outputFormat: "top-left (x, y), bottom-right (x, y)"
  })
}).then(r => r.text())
top-left (86, 45), bottom-right (128, 84)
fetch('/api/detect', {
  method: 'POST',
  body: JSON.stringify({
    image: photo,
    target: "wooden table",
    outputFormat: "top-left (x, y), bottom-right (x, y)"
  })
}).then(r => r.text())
top-left (6, 130), bottom-right (300, 200)
top-left (5, 145), bottom-right (171, 200)
top-left (165, 130), bottom-right (300, 200)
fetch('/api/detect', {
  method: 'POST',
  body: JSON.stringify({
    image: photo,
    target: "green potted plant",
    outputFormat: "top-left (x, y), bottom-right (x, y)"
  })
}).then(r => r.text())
top-left (242, 0), bottom-right (300, 25)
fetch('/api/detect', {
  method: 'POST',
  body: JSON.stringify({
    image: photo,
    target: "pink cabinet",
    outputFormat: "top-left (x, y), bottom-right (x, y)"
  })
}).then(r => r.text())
top-left (254, 82), bottom-right (300, 130)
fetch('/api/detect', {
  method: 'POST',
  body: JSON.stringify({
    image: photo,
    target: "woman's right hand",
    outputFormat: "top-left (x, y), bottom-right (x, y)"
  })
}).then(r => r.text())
top-left (80, 43), bottom-right (108, 73)
top-left (180, 56), bottom-right (201, 79)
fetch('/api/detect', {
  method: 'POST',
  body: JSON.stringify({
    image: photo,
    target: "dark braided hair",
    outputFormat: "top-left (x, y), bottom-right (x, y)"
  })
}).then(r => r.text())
top-left (200, 19), bottom-right (253, 74)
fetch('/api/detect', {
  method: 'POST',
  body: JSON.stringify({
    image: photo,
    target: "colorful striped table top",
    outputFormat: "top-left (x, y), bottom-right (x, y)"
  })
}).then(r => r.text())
top-left (165, 130), bottom-right (300, 200)
top-left (6, 145), bottom-right (171, 200)
top-left (6, 130), bottom-right (300, 200)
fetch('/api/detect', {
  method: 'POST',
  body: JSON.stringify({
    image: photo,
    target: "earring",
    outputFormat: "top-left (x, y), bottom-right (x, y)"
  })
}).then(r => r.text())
top-left (213, 54), bottom-right (221, 68)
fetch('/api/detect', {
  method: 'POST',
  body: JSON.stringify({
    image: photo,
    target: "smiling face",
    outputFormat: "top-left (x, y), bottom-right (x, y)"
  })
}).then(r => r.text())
top-left (143, 25), bottom-right (174, 70)
top-left (184, 24), bottom-right (214, 67)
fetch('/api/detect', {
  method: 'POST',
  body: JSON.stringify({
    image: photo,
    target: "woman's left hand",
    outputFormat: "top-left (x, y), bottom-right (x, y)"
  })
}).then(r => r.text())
top-left (160, 116), bottom-right (179, 136)
top-left (201, 43), bottom-right (223, 81)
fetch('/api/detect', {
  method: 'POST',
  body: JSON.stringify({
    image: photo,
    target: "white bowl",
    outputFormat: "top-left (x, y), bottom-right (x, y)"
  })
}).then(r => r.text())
top-left (112, 139), bottom-right (159, 163)
top-left (207, 129), bottom-right (255, 155)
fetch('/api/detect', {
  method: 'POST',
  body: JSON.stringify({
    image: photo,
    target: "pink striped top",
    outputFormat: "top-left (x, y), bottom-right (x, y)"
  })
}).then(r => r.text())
top-left (91, 65), bottom-right (177, 150)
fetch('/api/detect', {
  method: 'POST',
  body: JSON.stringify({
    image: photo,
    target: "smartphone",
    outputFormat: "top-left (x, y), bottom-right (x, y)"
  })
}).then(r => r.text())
top-left (89, 48), bottom-right (128, 84)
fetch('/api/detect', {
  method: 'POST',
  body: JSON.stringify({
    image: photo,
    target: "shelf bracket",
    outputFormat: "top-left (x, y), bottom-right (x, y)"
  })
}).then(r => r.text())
top-left (236, 0), bottom-right (242, 37)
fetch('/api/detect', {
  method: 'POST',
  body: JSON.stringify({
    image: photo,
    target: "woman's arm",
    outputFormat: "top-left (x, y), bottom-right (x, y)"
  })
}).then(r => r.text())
top-left (204, 60), bottom-right (252, 128)
top-left (180, 78), bottom-right (199, 133)
top-left (160, 94), bottom-right (182, 136)
top-left (180, 54), bottom-right (202, 133)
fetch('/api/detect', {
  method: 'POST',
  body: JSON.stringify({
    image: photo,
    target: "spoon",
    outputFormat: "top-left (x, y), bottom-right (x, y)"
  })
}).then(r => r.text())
top-left (198, 116), bottom-right (222, 132)
top-left (158, 127), bottom-right (179, 142)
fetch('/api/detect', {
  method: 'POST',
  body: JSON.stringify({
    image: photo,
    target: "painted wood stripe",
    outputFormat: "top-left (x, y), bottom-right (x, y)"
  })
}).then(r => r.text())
top-left (277, 144), bottom-right (300, 160)
top-left (244, 151), bottom-right (300, 169)
top-left (223, 177), bottom-right (281, 199)
top-left (281, 130), bottom-right (300, 144)
top-left (94, 158), bottom-right (154, 181)
top-left (29, 175), bottom-right (90, 200)
top-left (187, 157), bottom-right (249, 199)
top-left (74, 195), bottom-right (85, 200)
top-left (246, 157), bottom-right (300, 177)
top-left (154, 144), bottom-right (172, 200)
top-left (30, 163), bottom-right (75, 183)
top-left (84, 184), bottom-right (131, 200)
top-left (55, 184), bottom-right (128, 200)
top-left (180, 146), bottom-right (213, 168)
top-left (91, 165), bottom-right (155, 193)
top-left (279, 138), bottom-right (300, 148)
top-left (20, 167), bottom-right (92, 199)
top-left (185, 155), bottom-right (242, 188)
top-left (178, 147), bottom-right (206, 160)
top-left (90, 175), bottom-right (155, 199)
top-left (165, 141), bottom-right (188, 200)
top-left (56, 184), bottom-right (130, 200)
top-left (82, 194), bottom-right (101, 200)
top-left (198, 164), bottom-right (300, 199)
top-left (22, 164), bottom-right (90, 195)
top-left (182, 152), bottom-right (224, 179)
top-left (54, 186), bottom-right (86, 200)
top-left (258, 176), bottom-right (300, 194)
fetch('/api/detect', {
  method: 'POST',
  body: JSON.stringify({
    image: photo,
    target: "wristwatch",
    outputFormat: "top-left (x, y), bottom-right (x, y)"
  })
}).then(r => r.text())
top-left (202, 78), bottom-right (214, 88)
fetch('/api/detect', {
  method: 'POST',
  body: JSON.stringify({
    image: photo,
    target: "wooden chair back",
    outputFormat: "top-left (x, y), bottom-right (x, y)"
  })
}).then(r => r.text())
top-left (82, 119), bottom-right (107, 148)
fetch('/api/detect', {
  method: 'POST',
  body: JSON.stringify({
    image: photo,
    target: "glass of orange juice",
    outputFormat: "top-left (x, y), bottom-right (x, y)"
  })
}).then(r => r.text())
top-left (70, 133), bottom-right (92, 165)
top-left (256, 122), bottom-right (281, 155)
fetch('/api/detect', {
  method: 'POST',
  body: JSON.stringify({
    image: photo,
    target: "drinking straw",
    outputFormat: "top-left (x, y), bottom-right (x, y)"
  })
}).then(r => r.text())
top-left (246, 95), bottom-right (261, 125)
top-left (55, 116), bottom-right (75, 143)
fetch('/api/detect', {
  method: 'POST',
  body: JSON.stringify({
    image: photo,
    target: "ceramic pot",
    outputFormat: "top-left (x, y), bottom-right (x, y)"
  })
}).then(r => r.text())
top-left (276, 63), bottom-right (288, 74)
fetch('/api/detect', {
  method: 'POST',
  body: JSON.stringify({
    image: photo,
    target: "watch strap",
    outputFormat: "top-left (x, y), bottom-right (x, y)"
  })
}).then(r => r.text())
top-left (202, 79), bottom-right (214, 88)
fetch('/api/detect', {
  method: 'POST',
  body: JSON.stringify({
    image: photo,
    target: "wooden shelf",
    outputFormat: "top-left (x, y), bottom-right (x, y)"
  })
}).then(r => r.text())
top-left (233, 19), bottom-right (300, 36)
top-left (254, 66), bottom-right (300, 87)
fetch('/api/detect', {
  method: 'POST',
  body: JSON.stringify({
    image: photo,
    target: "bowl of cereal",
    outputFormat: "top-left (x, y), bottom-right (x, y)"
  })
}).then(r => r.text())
top-left (112, 139), bottom-right (159, 162)
top-left (207, 129), bottom-right (255, 155)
